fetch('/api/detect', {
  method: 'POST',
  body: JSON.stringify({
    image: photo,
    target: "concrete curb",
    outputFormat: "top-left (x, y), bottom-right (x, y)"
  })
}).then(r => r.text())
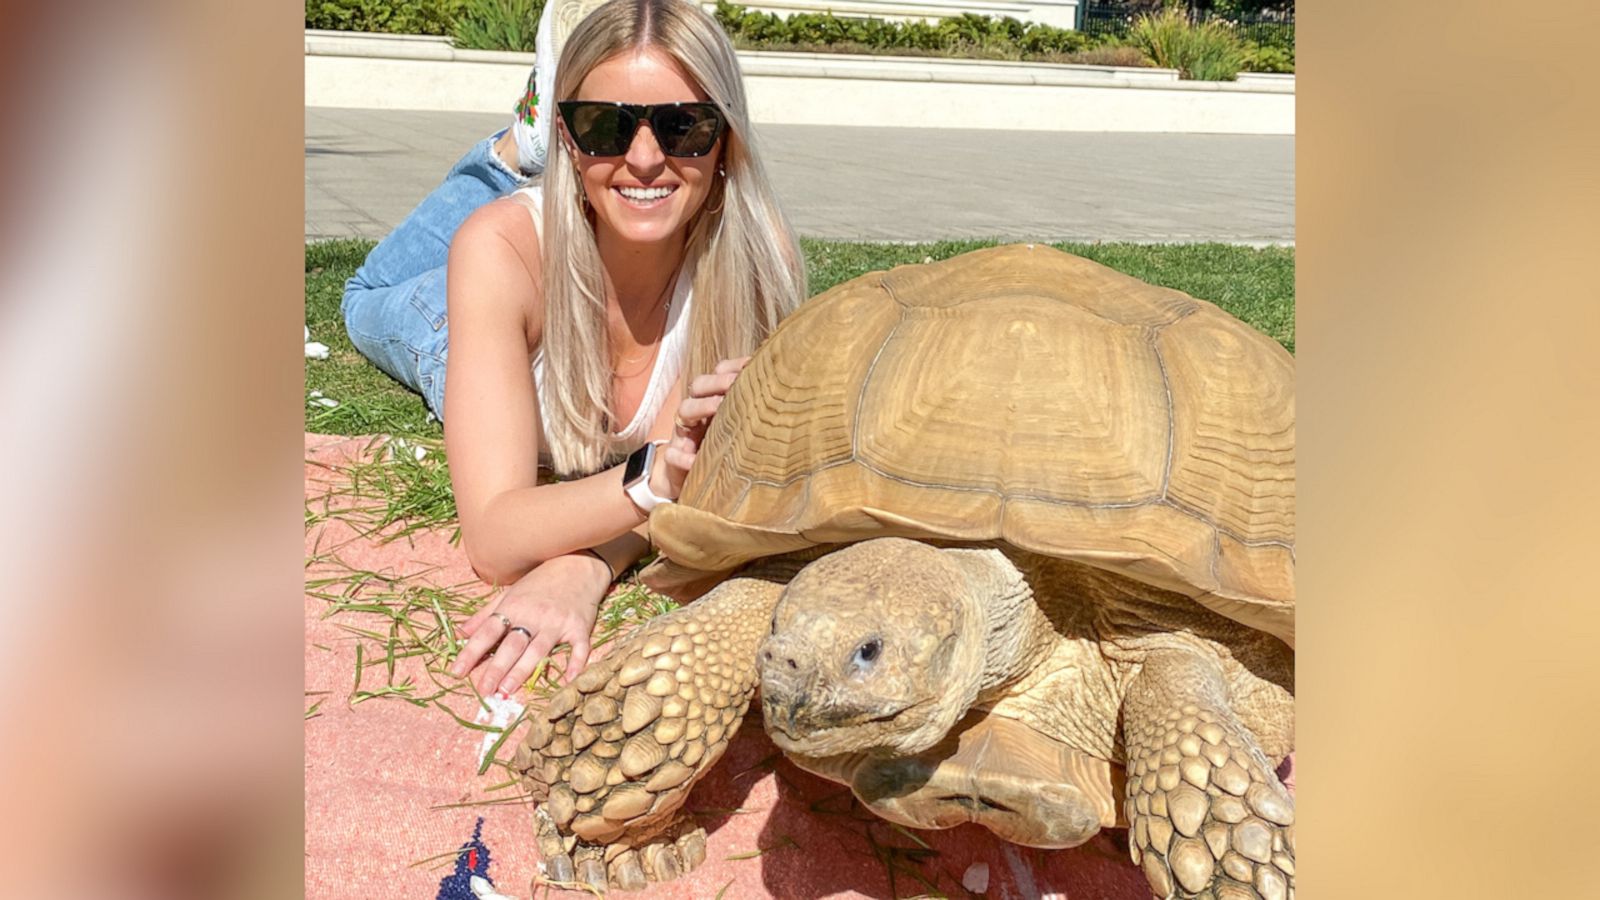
top-left (305, 30), bottom-right (1294, 134)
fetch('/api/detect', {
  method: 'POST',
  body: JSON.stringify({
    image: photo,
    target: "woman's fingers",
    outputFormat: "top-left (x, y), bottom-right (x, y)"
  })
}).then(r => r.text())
top-left (458, 597), bottom-right (500, 638)
top-left (491, 621), bottom-right (587, 697)
top-left (565, 632), bottom-right (593, 682)
top-left (673, 360), bottom-right (748, 438)
top-left (687, 370), bottom-right (740, 400)
top-left (450, 613), bottom-right (506, 678)
top-left (662, 438), bottom-right (696, 476)
top-left (495, 647), bottom-right (544, 700)
top-left (476, 627), bottom-right (531, 695)
top-left (491, 627), bottom-right (555, 697)
top-left (675, 394), bottom-right (723, 429)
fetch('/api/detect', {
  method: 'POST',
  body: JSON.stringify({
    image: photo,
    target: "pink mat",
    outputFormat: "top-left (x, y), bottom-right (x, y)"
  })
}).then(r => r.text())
top-left (305, 433), bottom-right (1292, 899)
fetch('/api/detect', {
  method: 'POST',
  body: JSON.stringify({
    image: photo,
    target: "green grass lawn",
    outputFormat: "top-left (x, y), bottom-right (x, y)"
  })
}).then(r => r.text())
top-left (306, 238), bottom-right (1294, 439)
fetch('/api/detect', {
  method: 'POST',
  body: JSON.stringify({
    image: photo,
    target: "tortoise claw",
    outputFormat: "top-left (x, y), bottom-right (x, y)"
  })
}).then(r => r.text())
top-left (575, 852), bottom-right (608, 893)
top-left (641, 841), bottom-right (680, 882)
top-left (608, 849), bottom-right (647, 891)
top-left (675, 827), bottom-right (707, 870)
top-left (544, 852), bottom-right (575, 885)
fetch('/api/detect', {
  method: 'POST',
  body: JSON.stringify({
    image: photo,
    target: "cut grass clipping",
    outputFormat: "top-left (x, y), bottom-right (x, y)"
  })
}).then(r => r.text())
top-left (305, 551), bottom-right (677, 803)
top-left (306, 435), bottom-right (459, 547)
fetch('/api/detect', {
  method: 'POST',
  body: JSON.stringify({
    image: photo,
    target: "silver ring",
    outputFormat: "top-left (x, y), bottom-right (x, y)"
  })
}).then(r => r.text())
top-left (508, 625), bottom-right (533, 640)
top-left (494, 613), bottom-right (512, 628)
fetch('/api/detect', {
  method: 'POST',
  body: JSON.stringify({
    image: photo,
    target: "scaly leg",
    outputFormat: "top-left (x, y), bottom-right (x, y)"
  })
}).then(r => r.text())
top-left (514, 573), bottom-right (787, 892)
top-left (1121, 649), bottom-right (1294, 900)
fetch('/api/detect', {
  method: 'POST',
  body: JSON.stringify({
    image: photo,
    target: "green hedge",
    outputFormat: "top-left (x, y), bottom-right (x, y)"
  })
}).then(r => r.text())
top-left (305, 0), bottom-right (1291, 74)
top-left (305, 0), bottom-right (464, 36)
top-left (712, 2), bottom-right (1093, 58)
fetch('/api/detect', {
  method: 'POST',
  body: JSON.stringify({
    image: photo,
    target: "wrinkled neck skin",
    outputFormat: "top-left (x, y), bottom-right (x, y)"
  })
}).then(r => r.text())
top-left (870, 546), bottom-right (1052, 757)
top-left (943, 546), bottom-right (1057, 712)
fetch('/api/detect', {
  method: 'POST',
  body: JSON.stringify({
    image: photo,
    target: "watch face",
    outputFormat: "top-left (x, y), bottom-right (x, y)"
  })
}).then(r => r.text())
top-left (623, 443), bottom-right (651, 486)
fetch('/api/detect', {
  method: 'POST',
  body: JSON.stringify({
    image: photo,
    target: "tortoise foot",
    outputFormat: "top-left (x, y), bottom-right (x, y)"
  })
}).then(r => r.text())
top-left (514, 576), bottom-right (784, 853)
top-left (1123, 651), bottom-right (1295, 900)
top-left (536, 806), bottom-right (707, 893)
top-left (520, 576), bottom-right (785, 893)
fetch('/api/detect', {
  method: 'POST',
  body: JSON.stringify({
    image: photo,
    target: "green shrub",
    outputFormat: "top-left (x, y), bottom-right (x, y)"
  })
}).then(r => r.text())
top-left (1240, 44), bottom-right (1294, 73)
top-left (712, 2), bottom-right (1094, 62)
top-left (1127, 8), bottom-right (1245, 81)
top-left (305, 0), bottom-right (464, 36)
top-left (453, 0), bottom-right (544, 51)
top-left (1216, 13), bottom-right (1294, 68)
top-left (304, 0), bottom-right (1239, 73)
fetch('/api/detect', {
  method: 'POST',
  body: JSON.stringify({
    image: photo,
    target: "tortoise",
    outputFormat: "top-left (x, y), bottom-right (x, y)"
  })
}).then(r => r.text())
top-left (513, 244), bottom-right (1296, 898)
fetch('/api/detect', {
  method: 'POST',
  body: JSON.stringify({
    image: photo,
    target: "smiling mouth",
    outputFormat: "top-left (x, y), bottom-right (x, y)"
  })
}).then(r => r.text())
top-left (614, 185), bottom-right (677, 207)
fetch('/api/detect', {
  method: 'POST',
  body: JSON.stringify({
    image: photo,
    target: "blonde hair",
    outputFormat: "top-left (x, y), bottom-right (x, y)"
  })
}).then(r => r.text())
top-left (538, 0), bottom-right (806, 476)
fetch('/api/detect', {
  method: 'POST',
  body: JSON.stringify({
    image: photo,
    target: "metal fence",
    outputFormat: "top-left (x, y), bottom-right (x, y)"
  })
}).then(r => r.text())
top-left (1078, 3), bottom-right (1295, 51)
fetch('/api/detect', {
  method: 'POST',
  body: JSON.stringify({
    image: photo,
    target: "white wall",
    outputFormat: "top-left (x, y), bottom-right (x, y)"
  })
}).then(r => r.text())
top-left (304, 32), bottom-right (1294, 135)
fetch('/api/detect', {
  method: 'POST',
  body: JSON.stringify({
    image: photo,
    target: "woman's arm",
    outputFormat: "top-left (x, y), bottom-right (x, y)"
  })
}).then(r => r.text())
top-left (443, 203), bottom-right (661, 586)
top-left (442, 205), bottom-right (755, 692)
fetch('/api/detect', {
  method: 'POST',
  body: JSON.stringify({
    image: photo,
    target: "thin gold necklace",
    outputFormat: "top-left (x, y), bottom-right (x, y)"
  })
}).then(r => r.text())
top-left (611, 273), bottom-right (675, 378)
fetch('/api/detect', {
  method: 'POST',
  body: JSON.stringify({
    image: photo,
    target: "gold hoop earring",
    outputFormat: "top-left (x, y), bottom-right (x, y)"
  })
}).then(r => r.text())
top-left (704, 165), bottom-right (727, 215)
top-left (571, 158), bottom-right (589, 212)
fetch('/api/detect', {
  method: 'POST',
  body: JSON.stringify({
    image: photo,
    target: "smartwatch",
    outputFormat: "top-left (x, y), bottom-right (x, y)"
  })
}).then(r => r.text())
top-left (623, 440), bottom-right (673, 513)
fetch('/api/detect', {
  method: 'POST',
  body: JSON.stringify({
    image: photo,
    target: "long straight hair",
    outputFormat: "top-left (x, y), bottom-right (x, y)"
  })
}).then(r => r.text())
top-left (538, 0), bottom-right (806, 476)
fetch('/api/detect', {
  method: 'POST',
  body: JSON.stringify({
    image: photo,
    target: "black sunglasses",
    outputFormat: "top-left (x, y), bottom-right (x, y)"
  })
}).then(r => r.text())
top-left (557, 101), bottom-right (726, 158)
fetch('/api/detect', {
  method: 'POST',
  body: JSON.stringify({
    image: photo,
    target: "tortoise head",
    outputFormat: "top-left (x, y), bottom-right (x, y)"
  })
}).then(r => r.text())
top-left (758, 538), bottom-right (991, 758)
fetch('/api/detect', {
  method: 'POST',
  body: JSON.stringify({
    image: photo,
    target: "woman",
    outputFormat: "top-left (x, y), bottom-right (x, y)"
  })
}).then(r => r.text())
top-left (440, 0), bottom-right (806, 699)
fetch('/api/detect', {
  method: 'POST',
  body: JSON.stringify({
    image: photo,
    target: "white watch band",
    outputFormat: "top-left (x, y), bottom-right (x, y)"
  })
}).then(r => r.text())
top-left (623, 440), bottom-right (674, 513)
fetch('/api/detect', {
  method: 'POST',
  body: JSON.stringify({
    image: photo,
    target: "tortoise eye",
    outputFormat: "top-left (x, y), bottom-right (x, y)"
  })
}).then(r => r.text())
top-left (851, 638), bottom-right (882, 671)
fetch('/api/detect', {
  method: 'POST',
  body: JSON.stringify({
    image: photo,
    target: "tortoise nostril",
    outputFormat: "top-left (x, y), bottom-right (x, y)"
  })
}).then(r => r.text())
top-left (787, 658), bottom-right (797, 670)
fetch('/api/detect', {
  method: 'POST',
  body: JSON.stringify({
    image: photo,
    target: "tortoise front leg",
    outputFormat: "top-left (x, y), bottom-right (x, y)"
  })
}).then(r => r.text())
top-left (513, 573), bottom-right (787, 892)
top-left (1121, 649), bottom-right (1295, 900)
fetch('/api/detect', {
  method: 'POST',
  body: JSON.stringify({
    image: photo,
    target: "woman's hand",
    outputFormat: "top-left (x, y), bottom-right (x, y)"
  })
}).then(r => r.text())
top-left (448, 553), bottom-right (611, 697)
top-left (657, 356), bottom-right (750, 498)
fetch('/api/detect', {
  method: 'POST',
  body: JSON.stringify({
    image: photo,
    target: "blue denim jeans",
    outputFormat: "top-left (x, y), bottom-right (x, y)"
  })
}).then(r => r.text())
top-left (341, 129), bottom-right (530, 419)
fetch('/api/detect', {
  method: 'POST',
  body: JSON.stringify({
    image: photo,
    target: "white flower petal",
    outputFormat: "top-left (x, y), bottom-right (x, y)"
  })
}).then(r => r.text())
top-left (313, 397), bottom-right (339, 408)
top-left (475, 694), bottom-right (525, 767)
top-left (304, 341), bottom-right (330, 360)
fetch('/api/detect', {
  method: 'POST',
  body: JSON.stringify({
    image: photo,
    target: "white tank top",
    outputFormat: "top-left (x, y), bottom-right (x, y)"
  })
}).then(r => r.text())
top-left (510, 184), bottom-right (693, 466)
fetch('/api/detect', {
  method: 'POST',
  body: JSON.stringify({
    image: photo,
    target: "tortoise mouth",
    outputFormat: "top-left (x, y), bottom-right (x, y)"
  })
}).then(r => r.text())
top-left (762, 694), bottom-right (929, 751)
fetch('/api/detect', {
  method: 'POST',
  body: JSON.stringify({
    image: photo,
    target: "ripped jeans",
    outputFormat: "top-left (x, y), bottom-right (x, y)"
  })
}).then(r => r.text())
top-left (340, 129), bottom-right (530, 419)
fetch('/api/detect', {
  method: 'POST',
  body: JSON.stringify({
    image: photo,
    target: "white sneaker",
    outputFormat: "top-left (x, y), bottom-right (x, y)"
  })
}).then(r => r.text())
top-left (511, 0), bottom-right (614, 175)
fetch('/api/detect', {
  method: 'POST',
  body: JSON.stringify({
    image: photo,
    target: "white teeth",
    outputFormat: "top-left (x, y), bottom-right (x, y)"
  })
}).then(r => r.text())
top-left (617, 185), bottom-right (674, 202)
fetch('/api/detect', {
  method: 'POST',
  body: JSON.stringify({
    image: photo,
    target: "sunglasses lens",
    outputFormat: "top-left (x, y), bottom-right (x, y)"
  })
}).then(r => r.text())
top-left (653, 106), bottom-right (722, 157)
top-left (567, 104), bottom-right (635, 156)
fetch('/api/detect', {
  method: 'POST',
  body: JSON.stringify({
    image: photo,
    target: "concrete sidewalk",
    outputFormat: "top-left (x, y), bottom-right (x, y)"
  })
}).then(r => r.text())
top-left (307, 107), bottom-right (1294, 244)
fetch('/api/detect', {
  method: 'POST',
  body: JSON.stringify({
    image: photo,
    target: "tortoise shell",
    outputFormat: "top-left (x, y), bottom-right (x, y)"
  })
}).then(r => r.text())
top-left (646, 244), bottom-right (1295, 647)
